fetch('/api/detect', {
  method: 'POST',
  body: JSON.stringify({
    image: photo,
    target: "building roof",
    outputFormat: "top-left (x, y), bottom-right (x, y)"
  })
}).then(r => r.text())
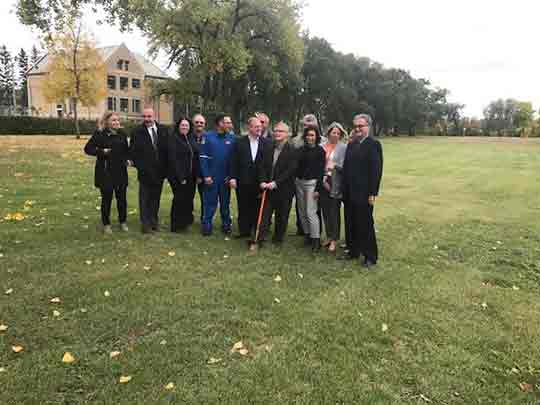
top-left (27, 43), bottom-right (170, 79)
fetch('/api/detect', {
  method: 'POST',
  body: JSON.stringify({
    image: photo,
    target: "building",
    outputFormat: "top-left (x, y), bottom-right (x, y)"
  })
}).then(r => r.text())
top-left (27, 43), bottom-right (174, 124)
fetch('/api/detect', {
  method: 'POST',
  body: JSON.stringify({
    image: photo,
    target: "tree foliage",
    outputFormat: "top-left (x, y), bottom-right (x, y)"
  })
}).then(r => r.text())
top-left (43, 22), bottom-right (107, 136)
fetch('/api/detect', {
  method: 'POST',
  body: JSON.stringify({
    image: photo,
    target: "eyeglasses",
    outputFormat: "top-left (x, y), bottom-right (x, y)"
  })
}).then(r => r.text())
top-left (194, 121), bottom-right (205, 125)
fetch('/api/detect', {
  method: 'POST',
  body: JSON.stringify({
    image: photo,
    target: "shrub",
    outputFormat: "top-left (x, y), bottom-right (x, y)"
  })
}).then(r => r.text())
top-left (0, 116), bottom-right (141, 136)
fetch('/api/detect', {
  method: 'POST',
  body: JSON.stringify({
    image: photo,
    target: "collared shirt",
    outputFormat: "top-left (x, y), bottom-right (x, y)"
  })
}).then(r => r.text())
top-left (248, 135), bottom-right (259, 162)
top-left (273, 141), bottom-right (285, 167)
top-left (146, 123), bottom-right (158, 147)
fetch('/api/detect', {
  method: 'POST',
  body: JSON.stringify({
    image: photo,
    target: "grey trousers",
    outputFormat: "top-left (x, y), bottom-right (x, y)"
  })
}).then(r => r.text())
top-left (139, 181), bottom-right (163, 228)
top-left (320, 188), bottom-right (341, 241)
top-left (295, 179), bottom-right (320, 238)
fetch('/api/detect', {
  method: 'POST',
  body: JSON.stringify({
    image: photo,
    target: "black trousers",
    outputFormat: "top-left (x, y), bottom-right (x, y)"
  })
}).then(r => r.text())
top-left (236, 183), bottom-right (262, 236)
top-left (100, 185), bottom-right (127, 226)
top-left (139, 181), bottom-right (164, 228)
top-left (347, 199), bottom-right (378, 263)
top-left (320, 188), bottom-right (341, 241)
top-left (170, 179), bottom-right (196, 232)
top-left (258, 192), bottom-right (293, 242)
top-left (343, 199), bottom-right (353, 250)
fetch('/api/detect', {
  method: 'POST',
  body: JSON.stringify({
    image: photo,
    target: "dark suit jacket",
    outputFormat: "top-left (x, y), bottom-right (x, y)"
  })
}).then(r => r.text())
top-left (258, 141), bottom-right (298, 199)
top-left (84, 128), bottom-right (129, 189)
top-left (342, 136), bottom-right (383, 203)
top-left (231, 135), bottom-right (271, 185)
top-left (165, 131), bottom-right (200, 184)
top-left (129, 123), bottom-right (167, 186)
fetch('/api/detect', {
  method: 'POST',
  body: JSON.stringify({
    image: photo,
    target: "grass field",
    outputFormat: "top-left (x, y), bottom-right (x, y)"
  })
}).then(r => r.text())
top-left (1, 135), bottom-right (540, 404)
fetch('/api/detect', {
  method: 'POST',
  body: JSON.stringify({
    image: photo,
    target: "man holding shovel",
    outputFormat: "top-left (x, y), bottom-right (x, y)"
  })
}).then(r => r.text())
top-left (250, 122), bottom-right (298, 249)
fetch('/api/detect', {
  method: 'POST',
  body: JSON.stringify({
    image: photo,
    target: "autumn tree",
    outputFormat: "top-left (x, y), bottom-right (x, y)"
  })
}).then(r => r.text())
top-left (43, 23), bottom-right (106, 137)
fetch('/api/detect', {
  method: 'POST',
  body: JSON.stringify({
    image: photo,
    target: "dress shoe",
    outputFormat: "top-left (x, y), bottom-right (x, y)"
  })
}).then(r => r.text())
top-left (141, 225), bottom-right (153, 234)
top-left (222, 226), bottom-right (232, 235)
top-left (363, 260), bottom-right (377, 269)
top-left (311, 238), bottom-right (321, 252)
top-left (103, 225), bottom-right (113, 234)
top-left (304, 236), bottom-right (311, 246)
top-left (120, 223), bottom-right (129, 232)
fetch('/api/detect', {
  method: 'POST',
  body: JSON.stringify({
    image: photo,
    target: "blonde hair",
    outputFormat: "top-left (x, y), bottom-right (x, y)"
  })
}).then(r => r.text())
top-left (98, 112), bottom-right (119, 130)
top-left (247, 116), bottom-right (260, 126)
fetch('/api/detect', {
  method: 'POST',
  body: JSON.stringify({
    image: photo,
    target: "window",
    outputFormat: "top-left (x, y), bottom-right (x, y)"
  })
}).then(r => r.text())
top-left (120, 98), bottom-right (129, 113)
top-left (107, 75), bottom-right (116, 90)
top-left (107, 97), bottom-right (117, 111)
top-left (132, 99), bottom-right (141, 114)
top-left (132, 78), bottom-right (141, 89)
top-left (124, 61), bottom-right (129, 71)
top-left (120, 77), bottom-right (129, 90)
top-left (117, 60), bottom-right (123, 70)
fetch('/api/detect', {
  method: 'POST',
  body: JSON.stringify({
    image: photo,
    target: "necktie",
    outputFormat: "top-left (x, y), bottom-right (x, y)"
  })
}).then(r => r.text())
top-left (151, 127), bottom-right (158, 150)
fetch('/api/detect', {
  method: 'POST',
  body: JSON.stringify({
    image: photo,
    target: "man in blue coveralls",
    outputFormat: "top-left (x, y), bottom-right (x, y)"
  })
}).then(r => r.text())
top-left (199, 114), bottom-right (236, 236)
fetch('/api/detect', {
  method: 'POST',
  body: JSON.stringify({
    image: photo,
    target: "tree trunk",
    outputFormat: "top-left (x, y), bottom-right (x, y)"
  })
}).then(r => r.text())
top-left (73, 98), bottom-right (80, 139)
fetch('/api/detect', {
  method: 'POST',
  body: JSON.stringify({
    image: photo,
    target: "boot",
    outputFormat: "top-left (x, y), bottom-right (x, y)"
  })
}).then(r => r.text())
top-left (304, 236), bottom-right (311, 246)
top-left (311, 238), bottom-right (321, 251)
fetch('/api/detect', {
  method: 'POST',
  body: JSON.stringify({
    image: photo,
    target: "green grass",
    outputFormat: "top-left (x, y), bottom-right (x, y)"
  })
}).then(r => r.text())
top-left (1, 135), bottom-right (540, 404)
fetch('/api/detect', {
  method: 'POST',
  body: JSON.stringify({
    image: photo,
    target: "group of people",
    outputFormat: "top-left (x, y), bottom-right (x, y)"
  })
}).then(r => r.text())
top-left (84, 108), bottom-right (383, 268)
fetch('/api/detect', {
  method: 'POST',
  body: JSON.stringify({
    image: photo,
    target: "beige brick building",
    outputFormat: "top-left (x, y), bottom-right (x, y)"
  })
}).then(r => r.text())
top-left (27, 43), bottom-right (174, 124)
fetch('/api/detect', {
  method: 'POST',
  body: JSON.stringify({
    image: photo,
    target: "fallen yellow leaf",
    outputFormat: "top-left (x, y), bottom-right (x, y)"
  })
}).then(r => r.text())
top-left (168, 251), bottom-right (176, 257)
top-left (119, 375), bottom-right (132, 384)
top-left (104, 291), bottom-right (110, 297)
top-left (207, 357), bottom-right (222, 364)
top-left (274, 297), bottom-right (281, 304)
top-left (5, 288), bottom-right (13, 295)
top-left (62, 352), bottom-right (76, 364)
top-left (238, 348), bottom-right (249, 356)
top-left (274, 275), bottom-right (282, 282)
top-left (109, 351), bottom-right (121, 359)
top-left (231, 341), bottom-right (244, 352)
top-left (0, 324), bottom-right (8, 332)
top-left (381, 323), bottom-right (389, 332)
top-left (164, 382), bottom-right (175, 390)
top-left (12, 345), bottom-right (24, 353)
top-left (50, 297), bottom-right (61, 303)
top-left (53, 310), bottom-right (61, 317)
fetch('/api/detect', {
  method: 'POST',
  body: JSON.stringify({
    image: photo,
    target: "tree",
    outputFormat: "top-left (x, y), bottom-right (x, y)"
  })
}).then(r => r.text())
top-left (17, 48), bottom-right (29, 109)
top-left (43, 23), bottom-right (107, 137)
top-left (0, 45), bottom-right (16, 111)
top-left (30, 45), bottom-right (41, 68)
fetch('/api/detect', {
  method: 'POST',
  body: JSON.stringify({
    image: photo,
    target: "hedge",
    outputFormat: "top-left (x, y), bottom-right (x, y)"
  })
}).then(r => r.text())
top-left (0, 116), bottom-right (141, 135)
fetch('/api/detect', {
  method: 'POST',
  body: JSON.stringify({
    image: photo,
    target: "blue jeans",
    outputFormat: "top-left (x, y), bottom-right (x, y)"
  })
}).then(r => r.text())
top-left (201, 179), bottom-right (232, 233)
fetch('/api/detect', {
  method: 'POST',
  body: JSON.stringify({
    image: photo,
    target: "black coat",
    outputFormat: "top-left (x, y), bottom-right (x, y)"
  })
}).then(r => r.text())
top-left (258, 141), bottom-right (298, 199)
top-left (231, 135), bottom-right (271, 185)
top-left (84, 128), bottom-right (129, 189)
top-left (129, 123), bottom-right (168, 186)
top-left (342, 136), bottom-right (383, 203)
top-left (165, 131), bottom-right (200, 184)
top-left (296, 144), bottom-right (326, 192)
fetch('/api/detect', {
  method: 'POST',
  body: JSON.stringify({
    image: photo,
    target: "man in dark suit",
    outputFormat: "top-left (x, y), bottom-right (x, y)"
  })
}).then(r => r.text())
top-left (341, 114), bottom-right (383, 268)
top-left (229, 117), bottom-right (270, 238)
top-left (129, 108), bottom-right (167, 233)
top-left (254, 121), bottom-right (298, 246)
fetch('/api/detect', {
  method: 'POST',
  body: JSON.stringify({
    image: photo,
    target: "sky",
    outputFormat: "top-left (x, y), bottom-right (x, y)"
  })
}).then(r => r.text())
top-left (2, 0), bottom-right (538, 117)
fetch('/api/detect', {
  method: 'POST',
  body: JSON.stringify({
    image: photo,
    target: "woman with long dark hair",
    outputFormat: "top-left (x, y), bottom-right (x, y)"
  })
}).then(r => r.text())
top-left (84, 112), bottom-right (129, 234)
top-left (166, 116), bottom-right (200, 232)
top-left (295, 126), bottom-right (326, 251)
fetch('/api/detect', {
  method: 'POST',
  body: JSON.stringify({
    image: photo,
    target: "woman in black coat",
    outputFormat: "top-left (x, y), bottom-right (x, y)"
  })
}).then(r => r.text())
top-left (84, 112), bottom-right (129, 234)
top-left (165, 116), bottom-right (200, 232)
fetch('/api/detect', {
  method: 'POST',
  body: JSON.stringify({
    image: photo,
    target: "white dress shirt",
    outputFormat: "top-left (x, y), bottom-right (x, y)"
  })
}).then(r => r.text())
top-left (249, 135), bottom-right (259, 162)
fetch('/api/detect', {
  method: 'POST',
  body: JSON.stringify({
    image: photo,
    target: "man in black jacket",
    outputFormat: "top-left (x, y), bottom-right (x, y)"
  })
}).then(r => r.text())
top-left (229, 117), bottom-right (271, 238)
top-left (129, 108), bottom-right (167, 233)
top-left (254, 121), bottom-right (298, 246)
top-left (341, 114), bottom-right (383, 268)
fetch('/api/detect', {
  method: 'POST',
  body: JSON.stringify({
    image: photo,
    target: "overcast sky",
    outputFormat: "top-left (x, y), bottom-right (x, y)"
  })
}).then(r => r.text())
top-left (2, 0), bottom-right (538, 117)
